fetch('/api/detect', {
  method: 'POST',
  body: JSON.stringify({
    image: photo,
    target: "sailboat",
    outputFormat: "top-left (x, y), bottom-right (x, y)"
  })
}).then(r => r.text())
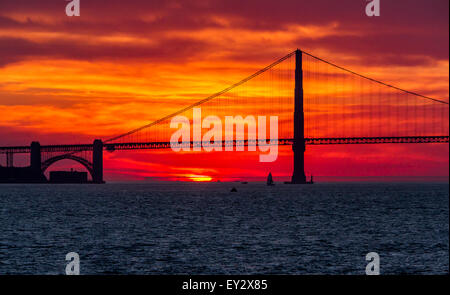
top-left (267, 172), bottom-right (275, 186)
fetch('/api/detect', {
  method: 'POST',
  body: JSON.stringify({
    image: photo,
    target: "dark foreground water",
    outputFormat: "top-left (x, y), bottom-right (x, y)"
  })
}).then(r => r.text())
top-left (0, 182), bottom-right (448, 274)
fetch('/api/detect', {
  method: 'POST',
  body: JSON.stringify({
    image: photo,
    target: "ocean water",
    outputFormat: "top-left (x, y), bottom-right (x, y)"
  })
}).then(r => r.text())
top-left (0, 182), bottom-right (448, 275)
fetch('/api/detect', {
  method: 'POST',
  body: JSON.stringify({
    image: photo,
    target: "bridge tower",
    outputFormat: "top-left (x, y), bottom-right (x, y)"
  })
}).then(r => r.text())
top-left (92, 139), bottom-right (104, 183)
top-left (30, 141), bottom-right (41, 172)
top-left (290, 49), bottom-right (307, 184)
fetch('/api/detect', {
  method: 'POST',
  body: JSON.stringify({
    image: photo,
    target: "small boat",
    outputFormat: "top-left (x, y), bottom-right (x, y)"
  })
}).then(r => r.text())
top-left (267, 172), bottom-right (275, 186)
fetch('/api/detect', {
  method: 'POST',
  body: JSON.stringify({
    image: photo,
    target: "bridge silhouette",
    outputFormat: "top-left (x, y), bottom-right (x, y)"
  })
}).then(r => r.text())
top-left (1, 49), bottom-right (448, 183)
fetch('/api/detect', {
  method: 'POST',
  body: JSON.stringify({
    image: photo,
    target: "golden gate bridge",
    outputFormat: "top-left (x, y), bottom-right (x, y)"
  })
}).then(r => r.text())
top-left (1, 49), bottom-right (448, 183)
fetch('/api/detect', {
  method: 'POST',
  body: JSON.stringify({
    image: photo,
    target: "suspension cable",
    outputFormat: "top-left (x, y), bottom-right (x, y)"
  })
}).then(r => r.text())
top-left (302, 50), bottom-right (449, 105)
top-left (105, 51), bottom-right (296, 143)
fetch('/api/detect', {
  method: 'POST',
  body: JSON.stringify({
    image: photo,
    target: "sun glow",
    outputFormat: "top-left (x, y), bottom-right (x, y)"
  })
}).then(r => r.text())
top-left (189, 175), bottom-right (213, 182)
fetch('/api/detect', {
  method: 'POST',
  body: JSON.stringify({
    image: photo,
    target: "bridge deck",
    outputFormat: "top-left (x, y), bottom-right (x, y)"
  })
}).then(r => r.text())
top-left (0, 136), bottom-right (448, 154)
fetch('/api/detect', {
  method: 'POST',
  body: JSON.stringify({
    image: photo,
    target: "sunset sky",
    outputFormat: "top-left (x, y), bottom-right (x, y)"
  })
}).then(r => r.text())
top-left (0, 0), bottom-right (448, 181)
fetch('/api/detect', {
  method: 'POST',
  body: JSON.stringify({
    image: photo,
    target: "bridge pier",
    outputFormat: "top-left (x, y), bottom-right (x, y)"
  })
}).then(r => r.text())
top-left (30, 141), bottom-right (41, 173)
top-left (6, 151), bottom-right (13, 167)
top-left (290, 49), bottom-right (307, 184)
top-left (92, 139), bottom-right (104, 183)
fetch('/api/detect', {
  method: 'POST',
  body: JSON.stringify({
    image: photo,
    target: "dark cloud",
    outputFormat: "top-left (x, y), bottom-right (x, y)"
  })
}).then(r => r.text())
top-left (1, 0), bottom-right (447, 28)
top-left (295, 31), bottom-right (449, 66)
top-left (0, 0), bottom-right (448, 67)
top-left (0, 36), bottom-right (211, 66)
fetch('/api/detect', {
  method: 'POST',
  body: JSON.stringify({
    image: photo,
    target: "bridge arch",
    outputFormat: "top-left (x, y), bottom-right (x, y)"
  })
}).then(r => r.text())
top-left (41, 154), bottom-right (94, 180)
